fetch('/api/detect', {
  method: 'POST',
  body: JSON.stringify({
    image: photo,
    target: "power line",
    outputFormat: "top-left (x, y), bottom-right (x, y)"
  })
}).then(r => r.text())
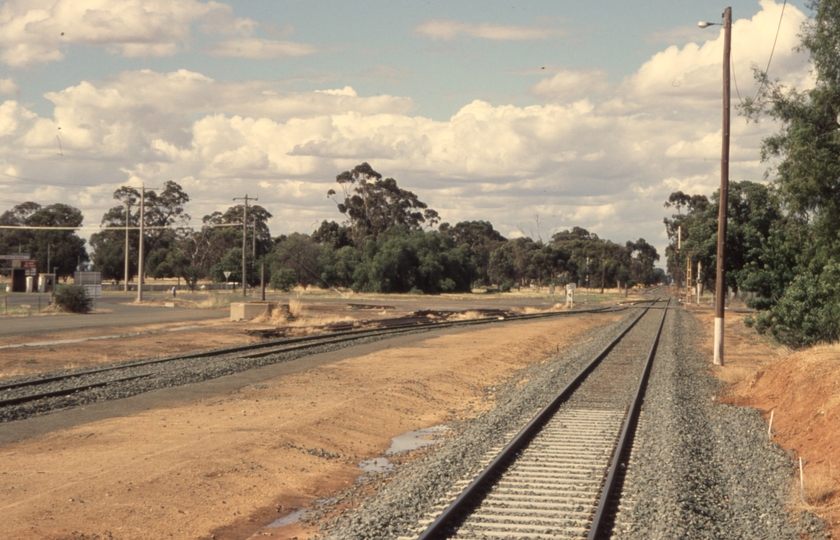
top-left (0, 223), bottom-right (240, 231)
top-left (752, 0), bottom-right (787, 101)
top-left (732, 56), bottom-right (743, 104)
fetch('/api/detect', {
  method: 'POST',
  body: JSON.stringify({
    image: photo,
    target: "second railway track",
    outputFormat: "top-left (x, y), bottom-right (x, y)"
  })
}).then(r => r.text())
top-left (0, 305), bottom-right (616, 423)
top-left (404, 298), bottom-right (669, 539)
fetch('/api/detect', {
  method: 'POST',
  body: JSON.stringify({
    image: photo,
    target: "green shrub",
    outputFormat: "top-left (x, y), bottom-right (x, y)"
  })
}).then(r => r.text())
top-left (54, 285), bottom-right (93, 313)
top-left (271, 269), bottom-right (297, 292)
top-left (757, 262), bottom-right (840, 348)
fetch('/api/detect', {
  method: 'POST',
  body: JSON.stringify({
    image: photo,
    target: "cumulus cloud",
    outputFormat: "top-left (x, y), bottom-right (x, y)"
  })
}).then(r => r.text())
top-left (414, 19), bottom-right (562, 41)
top-left (531, 69), bottom-right (611, 102)
top-left (207, 38), bottom-right (317, 58)
top-left (621, 0), bottom-right (809, 111)
top-left (0, 1), bottom-right (814, 255)
top-left (0, 0), bottom-right (252, 66)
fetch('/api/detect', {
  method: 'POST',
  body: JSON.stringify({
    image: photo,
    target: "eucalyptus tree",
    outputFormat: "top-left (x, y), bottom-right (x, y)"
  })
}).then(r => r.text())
top-left (0, 202), bottom-right (89, 280)
top-left (327, 162), bottom-right (440, 243)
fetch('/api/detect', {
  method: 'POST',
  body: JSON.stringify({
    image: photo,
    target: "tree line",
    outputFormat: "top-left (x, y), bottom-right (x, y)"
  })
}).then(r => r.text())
top-left (0, 162), bottom-right (663, 295)
top-left (664, 0), bottom-right (840, 348)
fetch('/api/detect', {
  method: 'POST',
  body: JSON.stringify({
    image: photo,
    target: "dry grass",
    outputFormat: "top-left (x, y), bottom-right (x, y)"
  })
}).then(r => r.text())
top-left (517, 303), bottom-right (569, 315)
top-left (289, 298), bottom-right (303, 318)
top-left (252, 301), bottom-right (353, 329)
top-left (804, 468), bottom-right (840, 505)
top-left (714, 364), bottom-right (759, 385)
top-left (448, 310), bottom-right (489, 321)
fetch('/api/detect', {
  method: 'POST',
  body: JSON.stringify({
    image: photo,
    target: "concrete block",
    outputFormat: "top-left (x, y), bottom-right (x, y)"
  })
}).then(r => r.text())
top-left (230, 302), bottom-right (278, 321)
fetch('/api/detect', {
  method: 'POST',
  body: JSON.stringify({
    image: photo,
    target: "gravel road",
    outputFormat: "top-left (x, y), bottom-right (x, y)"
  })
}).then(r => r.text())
top-left (315, 307), bottom-right (827, 539)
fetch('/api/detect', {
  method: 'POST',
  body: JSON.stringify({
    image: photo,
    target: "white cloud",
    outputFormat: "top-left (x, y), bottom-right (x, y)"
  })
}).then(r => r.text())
top-left (0, 1), bottom-right (814, 257)
top-left (0, 78), bottom-right (19, 95)
top-left (621, 0), bottom-right (809, 111)
top-left (0, 0), bottom-right (249, 66)
top-left (531, 69), bottom-right (610, 102)
top-left (414, 19), bottom-right (562, 41)
top-left (207, 38), bottom-right (317, 58)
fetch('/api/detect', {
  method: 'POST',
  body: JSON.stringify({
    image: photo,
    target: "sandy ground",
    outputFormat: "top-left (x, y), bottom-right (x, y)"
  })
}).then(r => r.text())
top-left (0, 318), bottom-right (261, 379)
top-left (691, 307), bottom-right (840, 537)
top-left (0, 310), bottom-right (618, 539)
top-left (0, 298), bottom-right (385, 380)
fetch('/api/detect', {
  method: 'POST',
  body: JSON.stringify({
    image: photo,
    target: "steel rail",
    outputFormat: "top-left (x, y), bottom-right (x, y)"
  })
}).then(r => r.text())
top-left (415, 300), bottom-right (658, 539)
top-left (586, 297), bottom-right (669, 539)
top-left (0, 305), bottom-right (620, 410)
top-left (0, 373), bottom-right (150, 407)
top-left (0, 305), bottom-right (614, 394)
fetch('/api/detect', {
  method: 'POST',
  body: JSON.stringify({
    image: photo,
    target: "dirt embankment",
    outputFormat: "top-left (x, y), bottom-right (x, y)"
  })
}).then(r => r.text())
top-left (0, 314), bottom-right (617, 540)
top-left (697, 309), bottom-right (840, 535)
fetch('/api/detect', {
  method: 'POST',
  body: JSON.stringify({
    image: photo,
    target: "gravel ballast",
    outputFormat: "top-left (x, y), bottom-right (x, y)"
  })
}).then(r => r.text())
top-left (0, 329), bottom-right (435, 423)
top-left (316, 306), bottom-right (827, 539)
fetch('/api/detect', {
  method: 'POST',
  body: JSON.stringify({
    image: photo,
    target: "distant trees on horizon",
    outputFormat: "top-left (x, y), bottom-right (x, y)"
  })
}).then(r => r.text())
top-left (0, 162), bottom-right (662, 294)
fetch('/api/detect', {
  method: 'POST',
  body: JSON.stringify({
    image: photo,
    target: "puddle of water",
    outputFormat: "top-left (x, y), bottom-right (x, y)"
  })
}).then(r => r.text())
top-left (359, 457), bottom-right (393, 473)
top-left (267, 509), bottom-right (307, 528)
top-left (385, 425), bottom-right (449, 455)
top-left (358, 425), bottom-right (449, 474)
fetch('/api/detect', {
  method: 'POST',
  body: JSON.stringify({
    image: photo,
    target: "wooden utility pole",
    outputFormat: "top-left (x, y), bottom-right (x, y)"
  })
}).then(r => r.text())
top-left (136, 186), bottom-right (146, 303)
top-left (714, 7), bottom-right (732, 366)
top-left (233, 195), bottom-right (257, 297)
top-left (260, 262), bottom-right (266, 301)
top-left (124, 200), bottom-right (130, 292)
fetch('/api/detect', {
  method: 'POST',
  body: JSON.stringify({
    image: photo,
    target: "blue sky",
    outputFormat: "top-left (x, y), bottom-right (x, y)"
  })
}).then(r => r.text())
top-left (0, 0), bottom-right (814, 259)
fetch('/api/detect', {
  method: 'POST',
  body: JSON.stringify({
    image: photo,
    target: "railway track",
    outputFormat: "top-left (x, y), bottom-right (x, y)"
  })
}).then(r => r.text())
top-left (404, 298), bottom-right (669, 539)
top-left (0, 305), bottom-right (616, 421)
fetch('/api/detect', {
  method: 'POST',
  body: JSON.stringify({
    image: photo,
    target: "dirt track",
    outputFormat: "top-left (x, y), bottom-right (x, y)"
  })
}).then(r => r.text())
top-left (0, 309), bottom-right (618, 540)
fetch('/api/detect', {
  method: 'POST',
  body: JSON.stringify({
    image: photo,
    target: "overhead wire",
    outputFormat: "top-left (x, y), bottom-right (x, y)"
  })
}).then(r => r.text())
top-left (752, 0), bottom-right (788, 101)
top-left (0, 223), bottom-right (240, 231)
top-left (732, 56), bottom-right (743, 104)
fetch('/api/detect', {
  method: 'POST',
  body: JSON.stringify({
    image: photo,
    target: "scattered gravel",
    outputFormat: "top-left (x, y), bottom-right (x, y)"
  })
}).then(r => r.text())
top-left (317, 309), bottom-right (638, 539)
top-left (0, 328), bottom-right (433, 423)
top-left (316, 306), bottom-right (828, 539)
top-left (612, 308), bottom-right (827, 539)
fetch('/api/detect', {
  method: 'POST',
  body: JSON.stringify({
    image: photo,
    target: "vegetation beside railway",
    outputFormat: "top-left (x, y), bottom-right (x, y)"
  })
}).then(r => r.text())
top-left (665, 0), bottom-right (840, 348)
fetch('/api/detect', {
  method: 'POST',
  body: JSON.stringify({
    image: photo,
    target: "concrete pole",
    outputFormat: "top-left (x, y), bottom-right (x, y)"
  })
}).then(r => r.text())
top-left (697, 259), bottom-right (702, 305)
top-left (124, 200), bottom-right (130, 292)
top-left (714, 7), bottom-right (732, 366)
top-left (136, 186), bottom-right (145, 303)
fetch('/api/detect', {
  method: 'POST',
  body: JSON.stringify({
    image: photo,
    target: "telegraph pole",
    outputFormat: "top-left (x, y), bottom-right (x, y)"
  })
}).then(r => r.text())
top-left (124, 200), bottom-right (131, 292)
top-left (714, 7), bottom-right (732, 366)
top-left (136, 185), bottom-right (146, 303)
top-left (233, 195), bottom-right (257, 297)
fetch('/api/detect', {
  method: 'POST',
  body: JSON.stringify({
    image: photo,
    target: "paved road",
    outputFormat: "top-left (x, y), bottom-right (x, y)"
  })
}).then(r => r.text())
top-left (0, 292), bottom-right (228, 338)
